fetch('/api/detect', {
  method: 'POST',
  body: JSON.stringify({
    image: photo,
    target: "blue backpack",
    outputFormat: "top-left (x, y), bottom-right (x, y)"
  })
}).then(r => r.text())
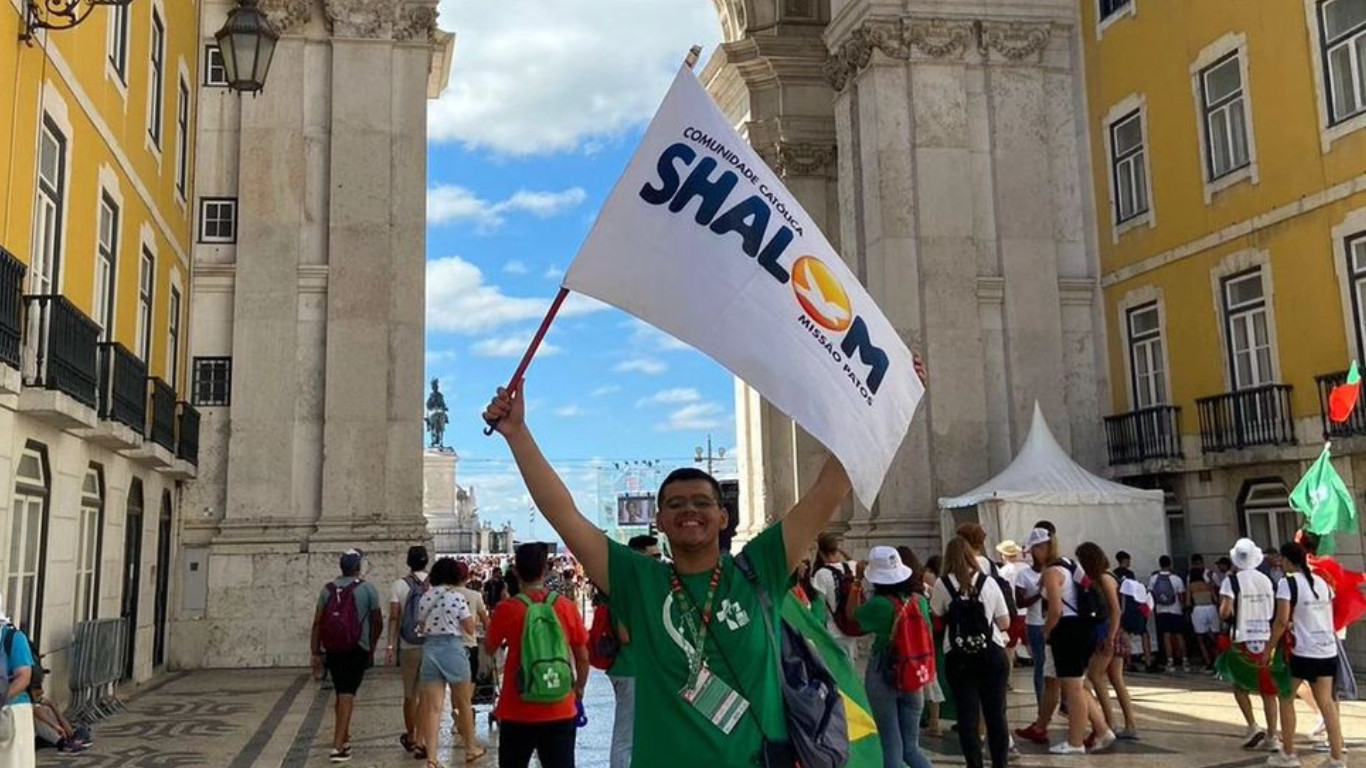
top-left (0, 626), bottom-right (13, 707)
top-left (400, 575), bottom-right (428, 646)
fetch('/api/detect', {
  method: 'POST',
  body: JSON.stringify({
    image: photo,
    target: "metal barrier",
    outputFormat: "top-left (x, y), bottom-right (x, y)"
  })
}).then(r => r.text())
top-left (66, 617), bottom-right (130, 723)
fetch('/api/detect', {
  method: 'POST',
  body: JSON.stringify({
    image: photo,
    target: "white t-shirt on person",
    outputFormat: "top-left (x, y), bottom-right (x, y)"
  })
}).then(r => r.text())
top-left (811, 562), bottom-right (855, 640)
top-left (930, 572), bottom-right (1011, 650)
top-left (1276, 572), bottom-right (1337, 659)
top-left (391, 571), bottom-right (429, 607)
top-left (1050, 563), bottom-right (1084, 618)
top-left (1219, 569), bottom-right (1274, 646)
top-left (417, 585), bottom-right (472, 639)
top-left (1148, 572), bottom-right (1186, 616)
top-left (998, 562), bottom-right (1028, 616)
top-left (1016, 567), bottom-right (1045, 626)
top-left (456, 586), bottom-right (487, 648)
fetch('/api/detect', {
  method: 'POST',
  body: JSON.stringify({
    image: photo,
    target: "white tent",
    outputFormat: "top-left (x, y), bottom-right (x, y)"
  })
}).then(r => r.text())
top-left (939, 403), bottom-right (1168, 576)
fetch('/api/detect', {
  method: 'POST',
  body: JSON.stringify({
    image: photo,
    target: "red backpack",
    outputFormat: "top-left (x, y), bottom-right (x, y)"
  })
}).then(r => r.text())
top-left (887, 595), bottom-right (936, 692)
top-left (320, 580), bottom-right (364, 653)
top-left (587, 604), bottom-right (620, 670)
top-left (820, 564), bottom-right (867, 638)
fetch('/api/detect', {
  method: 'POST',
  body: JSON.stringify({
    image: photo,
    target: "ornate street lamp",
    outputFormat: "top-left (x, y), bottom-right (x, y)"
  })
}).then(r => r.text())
top-left (214, 0), bottom-right (280, 94)
top-left (20, 0), bottom-right (135, 40)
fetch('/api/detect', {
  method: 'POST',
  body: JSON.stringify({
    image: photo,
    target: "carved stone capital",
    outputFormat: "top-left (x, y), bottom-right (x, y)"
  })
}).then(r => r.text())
top-left (259, 0), bottom-right (312, 34)
top-left (393, 2), bottom-right (438, 42)
top-left (761, 141), bottom-right (837, 178)
top-left (325, 0), bottom-right (390, 38)
top-left (824, 19), bottom-right (907, 92)
top-left (978, 21), bottom-right (1052, 61)
top-left (904, 18), bottom-right (973, 60)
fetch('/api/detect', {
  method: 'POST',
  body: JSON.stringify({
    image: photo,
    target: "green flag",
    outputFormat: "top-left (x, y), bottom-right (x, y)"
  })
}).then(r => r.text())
top-left (1290, 444), bottom-right (1359, 554)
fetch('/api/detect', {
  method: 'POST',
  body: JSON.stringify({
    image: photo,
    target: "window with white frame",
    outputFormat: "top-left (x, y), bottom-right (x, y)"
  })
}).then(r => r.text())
top-left (7, 446), bottom-right (49, 646)
top-left (1110, 110), bottom-right (1150, 224)
top-left (148, 10), bottom-right (166, 147)
top-left (1127, 302), bottom-right (1167, 408)
top-left (1200, 53), bottom-right (1250, 180)
top-left (74, 467), bottom-right (104, 625)
top-left (31, 117), bottom-right (66, 295)
top-left (95, 194), bottom-right (119, 340)
top-left (108, 4), bottom-right (129, 83)
top-left (137, 250), bottom-right (154, 361)
top-left (168, 286), bottom-right (181, 385)
top-left (1100, 0), bottom-right (1132, 21)
top-left (175, 77), bottom-right (189, 198)
top-left (1319, 0), bottom-right (1366, 124)
top-left (204, 45), bottom-right (228, 87)
top-left (198, 198), bottom-right (237, 243)
top-left (1241, 481), bottom-right (1301, 551)
top-left (1348, 233), bottom-right (1366, 359)
top-left (1222, 269), bottom-right (1274, 390)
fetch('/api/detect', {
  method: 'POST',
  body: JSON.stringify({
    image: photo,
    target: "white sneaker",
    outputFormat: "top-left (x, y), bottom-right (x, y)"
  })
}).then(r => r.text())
top-left (1049, 742), bottom-right (1087, 755)
top-left (1323, 760), bottom-right (1346, 768)
top-left (1312, 717), bottom-right (1327, 737)
top-left (1264, 737), bottom-right (1283, 753)
top-left (1090, 731), bottom-right (1117, 754)
top-left (1265, 751), bottom-right (1301, 768)
top-left (1243, 729), bottom-right (1267, 749)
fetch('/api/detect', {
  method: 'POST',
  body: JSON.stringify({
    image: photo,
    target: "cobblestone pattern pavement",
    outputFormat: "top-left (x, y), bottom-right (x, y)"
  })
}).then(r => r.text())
top-left (39, 665), bottom-right (1366, 767)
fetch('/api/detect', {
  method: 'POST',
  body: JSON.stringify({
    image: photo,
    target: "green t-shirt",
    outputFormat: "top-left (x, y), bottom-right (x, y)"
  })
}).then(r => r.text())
top-left (316, 576), bottom-right (382, 652)
top-left (855, 592), bottom-right (931, 654)
top-left (604, 592), bottom-right (635, 679)
top-left (608, 524), bottom-right (790, 768)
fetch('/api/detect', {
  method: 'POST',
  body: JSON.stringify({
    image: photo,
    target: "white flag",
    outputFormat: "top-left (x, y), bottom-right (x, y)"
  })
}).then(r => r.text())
top-left (564, 66), bottom-right (922, 506)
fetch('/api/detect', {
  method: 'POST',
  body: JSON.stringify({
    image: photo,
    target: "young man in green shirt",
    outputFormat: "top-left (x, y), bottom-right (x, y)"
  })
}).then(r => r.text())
top-left (483, 385), bottom-right (855, 768)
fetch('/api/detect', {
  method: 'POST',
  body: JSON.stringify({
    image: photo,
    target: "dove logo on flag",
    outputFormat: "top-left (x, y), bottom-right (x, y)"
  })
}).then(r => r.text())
top-left (792, 256), bottom-right (852, 332)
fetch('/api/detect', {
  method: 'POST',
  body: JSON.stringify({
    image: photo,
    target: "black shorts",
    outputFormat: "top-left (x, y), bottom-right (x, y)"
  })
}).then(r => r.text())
top-left (1289, 654), bottom-right (1338, 682)
top-left (325, 650), bottom-right (371, 695)
top-left (1155, 612), bottom-right (1186, 636)
top-left (467, 645), bottom-right (481, 681)
top-left (1048, 617), bottom-right (1096, 679)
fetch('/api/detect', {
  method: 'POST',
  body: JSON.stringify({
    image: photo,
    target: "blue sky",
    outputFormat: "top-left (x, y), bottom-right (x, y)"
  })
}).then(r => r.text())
top-left (425, 0), bottom-right (731, 538)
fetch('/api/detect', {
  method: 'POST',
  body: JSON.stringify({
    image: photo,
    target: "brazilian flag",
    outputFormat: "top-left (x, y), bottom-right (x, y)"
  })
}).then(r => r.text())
top-left (782, 593), bottom-right (883, 768)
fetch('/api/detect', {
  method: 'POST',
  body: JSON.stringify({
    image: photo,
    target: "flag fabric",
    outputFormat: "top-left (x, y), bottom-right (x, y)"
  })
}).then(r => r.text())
top-left (1213, 643), bottom-right (1292, 698)
top-left (563, 66), bottom-right (923, 505)
top-left (1307, 555), bottom-right (1366, 631)
top-left (783, 589), bottom-right (882, 768)
top-left (1329, 361), bottom-right (1362, 423)
top-left (1290, 445), bottom-right (1358, 554)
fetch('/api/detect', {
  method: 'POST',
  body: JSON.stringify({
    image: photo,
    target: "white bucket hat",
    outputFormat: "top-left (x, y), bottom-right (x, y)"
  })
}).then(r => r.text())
top-left (865, 546), bottom-right (914, 586)
top-left (1025, 527), bottom-right (1052, 551)
top-left (1229, 538), bottom-right (1264, 572)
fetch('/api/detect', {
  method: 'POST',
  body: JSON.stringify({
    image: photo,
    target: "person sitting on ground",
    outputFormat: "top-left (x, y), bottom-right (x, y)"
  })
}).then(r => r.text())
top-left (29, 680), bottom-right (88, 753)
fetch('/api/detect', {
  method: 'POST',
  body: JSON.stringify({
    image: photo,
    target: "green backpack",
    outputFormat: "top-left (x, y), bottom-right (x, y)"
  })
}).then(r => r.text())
top-left (516, 593), bottom-right (574, 703)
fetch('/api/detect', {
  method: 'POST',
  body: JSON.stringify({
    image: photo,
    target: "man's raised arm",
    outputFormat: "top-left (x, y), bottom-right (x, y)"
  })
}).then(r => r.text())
top-left (781, 456), bottom-right (853, 573)
top-left (484, 386), bottom-right (609, 592)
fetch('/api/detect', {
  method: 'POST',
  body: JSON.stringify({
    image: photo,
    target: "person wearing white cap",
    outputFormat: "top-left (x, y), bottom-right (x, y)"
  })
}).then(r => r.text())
top-left (1216, 538), bottom-right (1286, 753)
top-left (855, 546), bottom-right (934, 768)
top-left (0, 590), bottom-right (37, 768)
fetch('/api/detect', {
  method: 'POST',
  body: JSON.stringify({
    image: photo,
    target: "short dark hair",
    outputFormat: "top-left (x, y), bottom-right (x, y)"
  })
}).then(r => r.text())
top-left (1033, 520), bottom-right (1056, 535)
top-left (627, 535), bottom-right (659, 552)
top-left (1115, 550), bottom-right (1131, 563)
top-left (407, 545), bottom-right (429, 572)
top-left (430, 557), bottom-right (461, 587)
top-left (1300, 530), bottom-right (1322, 554)
top-left (515, 542), bottom-right (551, 582)
top-left (1159, 555), bottom-right (1172, 569)
top-left (657, 467), bottom-right (722, 506)
top-left (1191, 553), bottom-right (1206, 565)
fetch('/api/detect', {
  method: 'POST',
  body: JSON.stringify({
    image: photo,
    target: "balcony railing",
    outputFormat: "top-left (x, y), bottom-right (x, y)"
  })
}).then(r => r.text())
top-left (98, 343), bottom-right (147, 433)
top-left (1196, 384), bottom-right (1296, 453)
top-left (1316, 370), bottom-right (1366, 440)
top-left (176, 402), bottom-right (199, 465)
top-left (0, 247), bottom-right (24, 369)
top-left (146, 377), bottom-right (177, 453)
top-left (24, 295), bottom-right (99, 409)
top-left (1104, 405), bottom-right (1182, 465)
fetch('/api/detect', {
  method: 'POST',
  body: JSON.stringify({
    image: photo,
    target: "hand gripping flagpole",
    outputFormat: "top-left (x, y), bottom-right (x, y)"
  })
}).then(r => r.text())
top-left (482, 45), bottom-right (705, 437)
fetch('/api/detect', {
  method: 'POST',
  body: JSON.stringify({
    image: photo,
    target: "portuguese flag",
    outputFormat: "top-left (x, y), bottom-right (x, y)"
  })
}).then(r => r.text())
top-left (1329, 361), bottom-right (1362, 423)
top-left (784, 590), bottom-right (882, 768)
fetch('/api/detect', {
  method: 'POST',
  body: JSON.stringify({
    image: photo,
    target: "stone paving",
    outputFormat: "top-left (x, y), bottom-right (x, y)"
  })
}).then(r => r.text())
top-left (38, 664), bottom-right (1366, 768)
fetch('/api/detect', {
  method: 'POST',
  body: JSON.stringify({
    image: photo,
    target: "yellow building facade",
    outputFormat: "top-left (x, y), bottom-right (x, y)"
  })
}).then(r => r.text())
top-left (1083, 0), bottom-right (1366, 602)
top-left (0, 0), bottom-right (202, 692)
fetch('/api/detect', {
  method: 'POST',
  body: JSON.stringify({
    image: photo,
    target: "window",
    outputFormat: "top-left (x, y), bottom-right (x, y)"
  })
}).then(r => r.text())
top-left (1320, 0), bottom-right (1366, 123)
top-left (31, 117), bottom-right (66, 295)
top-left (198, 198), bottom-right (237, 243)
top-left (7, 446), bottom-right (49, 646)
top-left (1222, 269), bottom-right (1274, 389)
top-left (137, 250), bottom-right (154, 361)
top-left (148, 10), bottom-right (165, 147)
top-left (74, 467), bottom-right (105, 625)
top-left (108, 4), bottom-right (129, 82)
top-left (1127, 303), bottom-right (1166, 408)
top-left (204, 45), bottom-right (228, 87)
top-left (168, 286), bottom-right (181, 385)
top-left (95, 194), bottom-right (119, 340)
top-left (192, 357), bottom-right (231, 406)
top-left (1348, 234), bottom-right (1366, 359)
top-left (175, 78), bottom-right (190, 199)
top-left (1110, 110), bottom-right (1149, 224)
top-left (1200, 54), bottom-right (1250, 180)
top-left (1241, 481), bottom-right (1301, 551)
top-left (1100, 0), bottom-right (1132, 21)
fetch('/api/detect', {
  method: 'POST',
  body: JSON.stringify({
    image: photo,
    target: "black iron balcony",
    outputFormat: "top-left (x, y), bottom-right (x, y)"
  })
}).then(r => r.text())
top-left (176, 402), bottom-right (199, 465)
top-left (1316, 370), bottom-right (1366, 439)
top-left (1104, 405), bottom-right (1182, 465)
top-left (1196, 384), bottom-right (1296, 453)
top-left (98, 343), bottom-right (147, 433)
top-left (0, 247), bottom-right (24, 369)
top-left (146, 377), bottom-right (177, 453)
top-left (24, 295), bottom-right (99, 408)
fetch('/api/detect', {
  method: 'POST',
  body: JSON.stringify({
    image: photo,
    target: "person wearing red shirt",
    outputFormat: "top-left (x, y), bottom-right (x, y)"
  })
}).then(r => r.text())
top-left (486, 542), bottom-right (590, 768)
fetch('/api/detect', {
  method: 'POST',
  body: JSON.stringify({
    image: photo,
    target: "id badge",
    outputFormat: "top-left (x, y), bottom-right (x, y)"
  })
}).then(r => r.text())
top-left (680, 665), bottom-right (750, 735)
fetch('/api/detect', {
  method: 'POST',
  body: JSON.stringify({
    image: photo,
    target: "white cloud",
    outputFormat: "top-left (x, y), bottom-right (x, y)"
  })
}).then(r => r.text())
top-left (554, 405), bottom-right (583, 418)
top-left (544, 265), bottom-right (565, 281)
top-left (427, 256), bottom-right (608, 334)
top-left (614, 357), bottom-right (667, 376)
top-left (591, 385), bottom-right (621, 397)
top-left (637, 388), bottom-right (700, 407)
top-left (430, 0), bottom-right (722, 155)
top-left (424, 349), bottom-right (459, 365)
top-left (658, 402), bottom-right (727, 431)
top-left (471, 333), bottom-right (562, 358)
top-left (427, 185), bottom-right (587, 230)
top-left (503, 260), bottom-right (528, 275)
